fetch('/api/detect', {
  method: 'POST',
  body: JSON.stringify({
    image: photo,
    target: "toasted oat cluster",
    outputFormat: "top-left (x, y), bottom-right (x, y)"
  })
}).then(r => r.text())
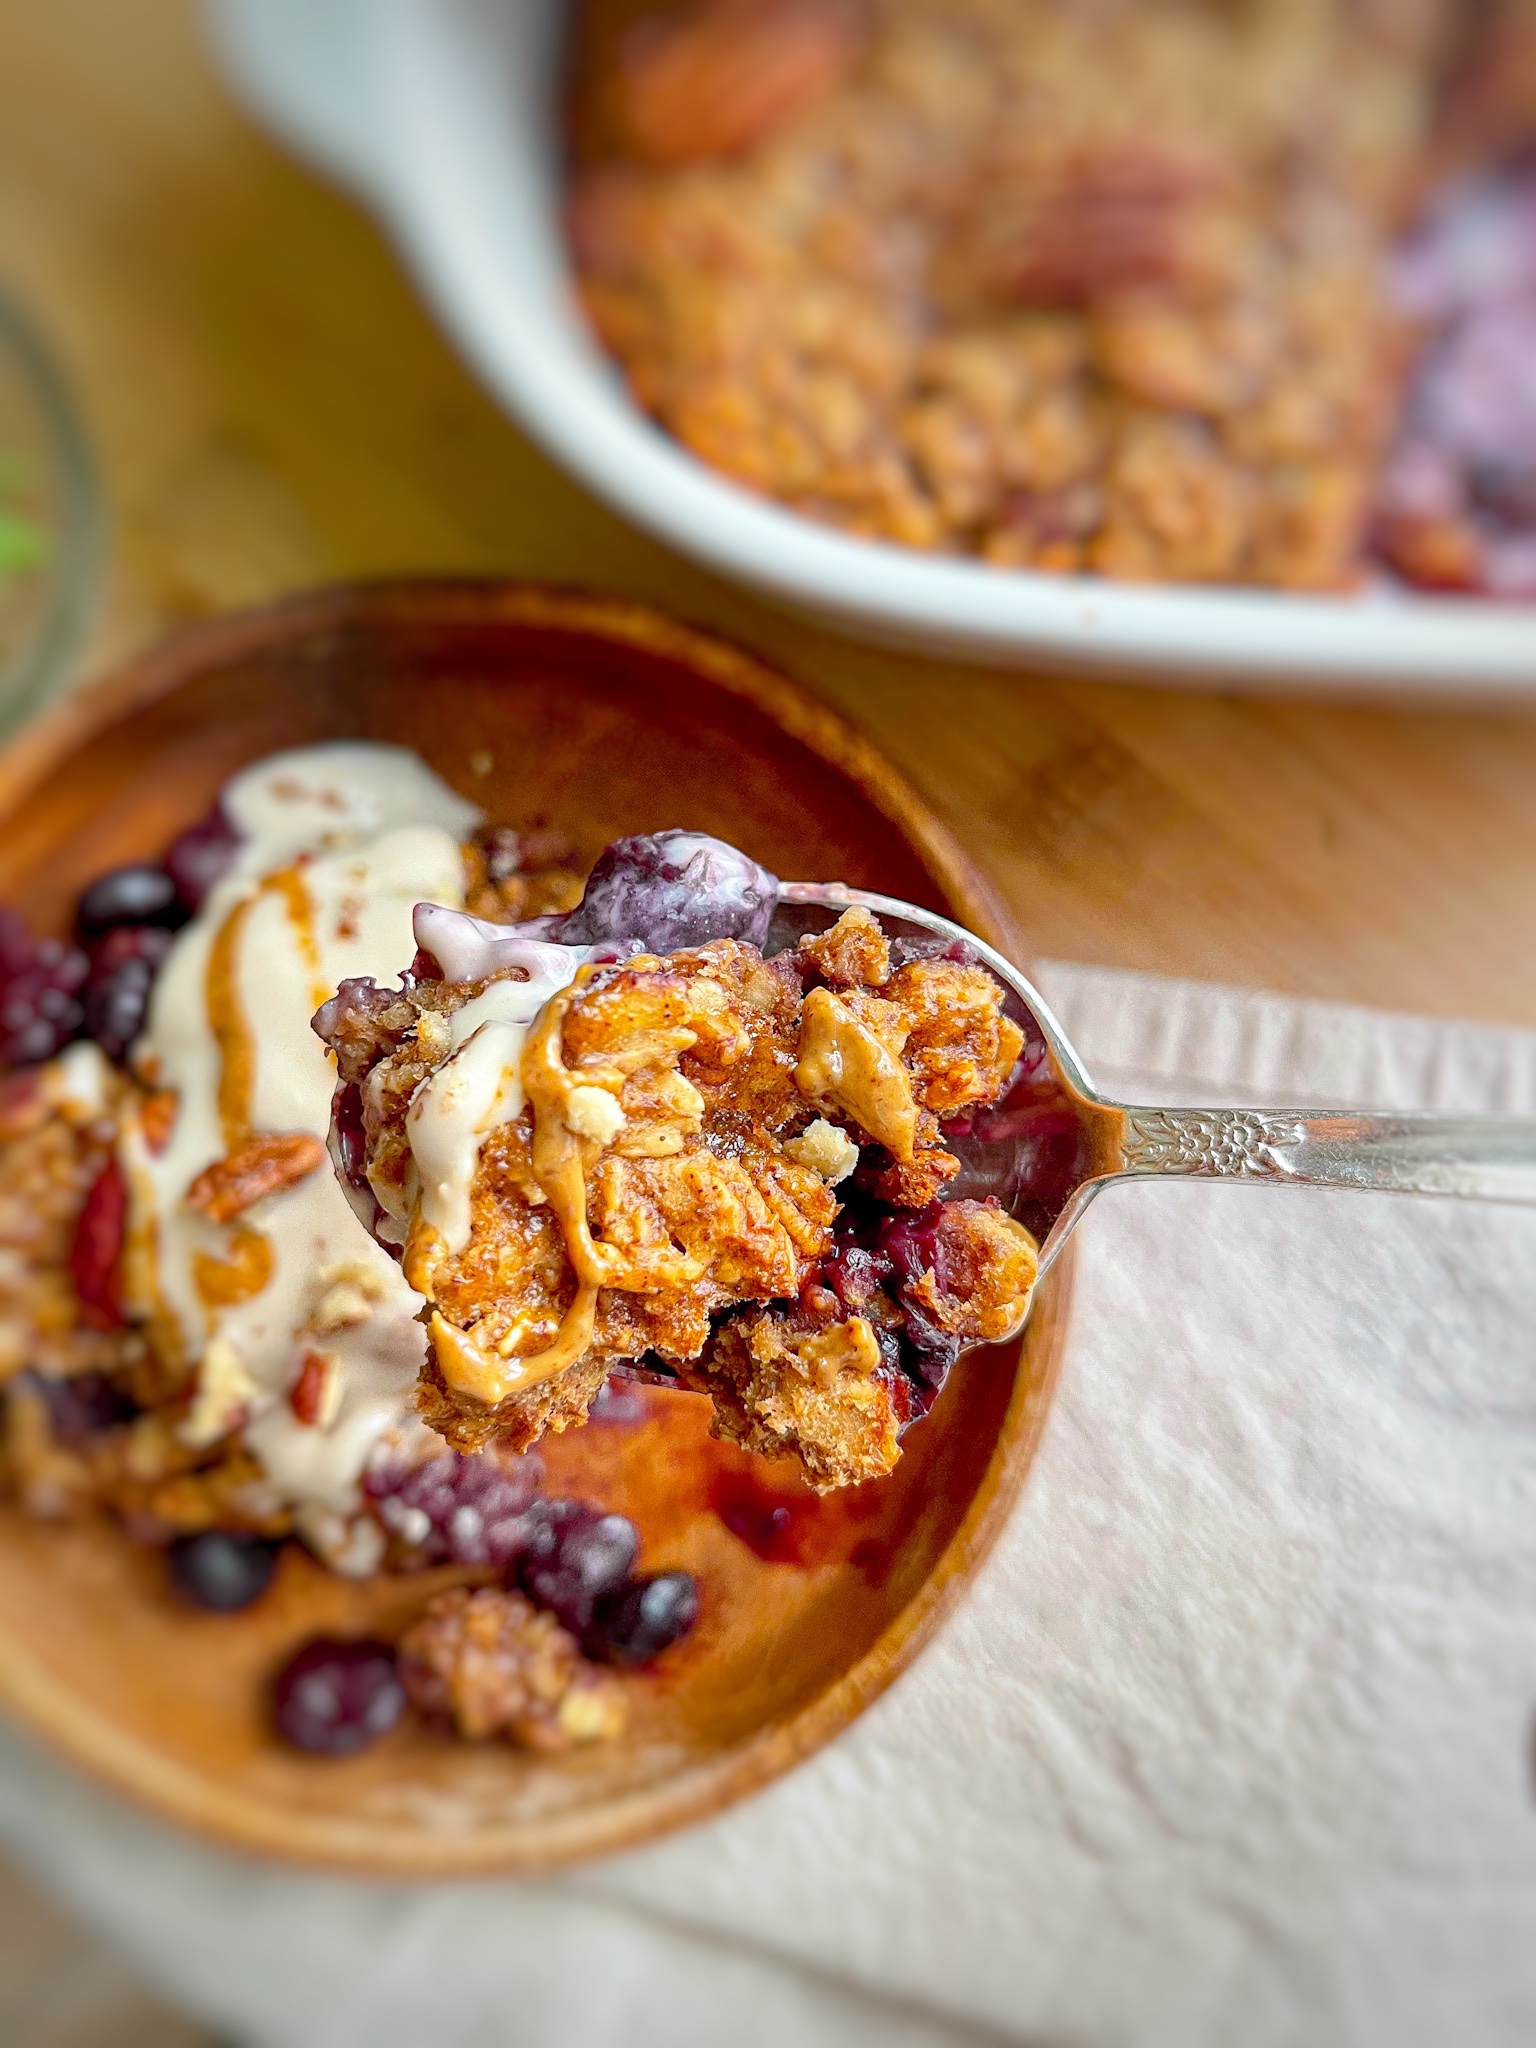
top-left (320, 905), bottom-right (1039, 1490)
top-left (398, 1585), bottom-right (628, 1750)
top-left (568, 0), bottom-right (1462, 588)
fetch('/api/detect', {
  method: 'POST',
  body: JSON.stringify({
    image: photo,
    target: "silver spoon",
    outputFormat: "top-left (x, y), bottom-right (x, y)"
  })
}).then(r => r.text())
top-left (773, 883), bottom-right (1536, 1291)
top-left (607, 881), bottom-right (1536, 1388)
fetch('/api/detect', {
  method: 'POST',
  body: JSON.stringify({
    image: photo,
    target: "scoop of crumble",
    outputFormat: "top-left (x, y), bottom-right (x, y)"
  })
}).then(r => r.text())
top-left (317, 896), bottom-right (1039, 1491)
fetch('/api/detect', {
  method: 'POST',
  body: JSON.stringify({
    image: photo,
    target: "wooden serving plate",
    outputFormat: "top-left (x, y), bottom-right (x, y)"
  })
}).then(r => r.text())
top-left (0, 581), bottom-right (1071, 1874)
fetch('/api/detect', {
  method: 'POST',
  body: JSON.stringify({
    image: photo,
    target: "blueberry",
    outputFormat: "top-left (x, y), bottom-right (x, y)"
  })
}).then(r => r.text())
top-left (271, 1637), bottom-right (406, 1756)
top-left (896, 1307), bottom-right (962, 1390)
top-left (587, 1572), bottom-right (700, 1667)
top-left (554, 831), bottom-right (778, 955)
top-left (168, 1531), bottom-right (279, 1613)
top-left (163, 810), bottom-right (240, 913)
top-left (82, 925), bottom-right (175, 1062)
top-left (516, 1500), bottom-right (639, 1634)
top-left (876, 1203), bottom-right (947, 1289)
top-left (76, 865), bottom-right (184, 938)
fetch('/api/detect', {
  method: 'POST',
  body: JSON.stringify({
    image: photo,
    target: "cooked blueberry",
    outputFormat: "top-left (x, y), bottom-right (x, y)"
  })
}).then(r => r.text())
top-left (516, 1500), bottom-right (639, 1634)
top-left (168, 1531), bottom-right (279, 1613)
top-left (897, 1307), bottom-right (962, 1390)
top-left (554, 830), bottom-right (778, 954)
top-left (587, 1572), bottom-right (699, 1666)
top-left (163, 810), bottom-right (240, 912)
top-left (876, 1203), bottom-right (947, 1289)
top-left (76, 865), bottom-right (184, 937)
top-left (271, 1637), bottom-right (406, 1755)
top-left (82, 925), bottom-right (175, 1062)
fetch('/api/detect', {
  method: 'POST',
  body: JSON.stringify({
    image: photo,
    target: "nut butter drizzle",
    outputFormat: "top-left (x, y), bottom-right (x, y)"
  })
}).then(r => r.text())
top-left (425, 953), bottom-right (719, 1407)
top-left (198, 865), bottom-right (328, 1309)
top-left (426, 965), bottom-right (611, 1405)
top-left (427, 954), bottom-right (927, 1409)
top-left (206, 892), bottom-right (259, 1150)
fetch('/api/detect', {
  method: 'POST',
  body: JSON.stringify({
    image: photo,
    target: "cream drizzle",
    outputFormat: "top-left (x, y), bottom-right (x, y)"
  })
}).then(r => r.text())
top-left (406, 960), bottom-right (585, 1257)
top-left (121, 743), bottom-right (481, 1515)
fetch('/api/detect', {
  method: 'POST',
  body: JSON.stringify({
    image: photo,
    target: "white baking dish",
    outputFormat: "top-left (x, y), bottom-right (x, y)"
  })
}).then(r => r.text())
top-left (209, 0), bottom-right (1536, 696)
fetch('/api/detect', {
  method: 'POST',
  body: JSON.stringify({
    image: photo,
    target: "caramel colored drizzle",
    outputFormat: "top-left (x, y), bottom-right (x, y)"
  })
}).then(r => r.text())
top-left (206, 893), bottom-right (259, 1149)
top-left (429, 964), bottom-right (710, 1407)
top-left (199, 865), bottom-right (323, 1309)
top-left (265, 861), bottom-right (329, 1016)
top-left (193, 1226), bottom-right (276, 1308)
top-left (794, 988), bottom-right (918, 1162)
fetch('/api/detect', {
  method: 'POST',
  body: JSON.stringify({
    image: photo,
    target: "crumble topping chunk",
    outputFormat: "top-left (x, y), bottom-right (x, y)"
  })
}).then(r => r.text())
top-left (398, 1584), bottom-right (627, 1749)
top-left (318, 907), bottom-right (1038, 1489)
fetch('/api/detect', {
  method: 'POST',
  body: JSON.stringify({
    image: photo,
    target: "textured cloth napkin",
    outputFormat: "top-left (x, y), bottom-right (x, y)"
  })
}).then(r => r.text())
top-left (4, 961), bottom-right (1536, 2048)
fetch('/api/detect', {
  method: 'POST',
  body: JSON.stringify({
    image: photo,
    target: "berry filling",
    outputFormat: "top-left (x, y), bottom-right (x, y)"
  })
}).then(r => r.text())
top-left (271, 1637), bottom-right (408, 1757)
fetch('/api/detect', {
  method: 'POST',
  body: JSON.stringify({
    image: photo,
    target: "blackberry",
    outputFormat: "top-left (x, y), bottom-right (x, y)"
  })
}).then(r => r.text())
top-left (162, 809), bottom-right (240, 912)
top-left (554, 830), bottom-right (777, 954)
top-left (516, 1500), bottom-right (639, 1635)
top-left (364, 1447), bottom-right (543, 1567)
top-left (0, 907), bottom-right (87, 1066)
top-left (82, 925), bottom-right (175, 1062)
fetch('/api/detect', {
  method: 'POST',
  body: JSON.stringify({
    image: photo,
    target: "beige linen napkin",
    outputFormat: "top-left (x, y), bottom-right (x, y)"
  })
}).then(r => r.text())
top-left (4, 962), bottom-right (1536, 2048)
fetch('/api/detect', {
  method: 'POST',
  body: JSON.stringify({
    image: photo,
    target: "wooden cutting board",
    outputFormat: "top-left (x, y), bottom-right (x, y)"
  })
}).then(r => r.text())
top-left (2, 0), bottom-right (1536, 1031)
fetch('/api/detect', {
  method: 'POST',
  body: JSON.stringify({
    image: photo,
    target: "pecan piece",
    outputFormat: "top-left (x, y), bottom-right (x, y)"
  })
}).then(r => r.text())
top-left (612, 0), bottom-right (865, 168)
top-left (186, 1132), bottom-right (327, 1223)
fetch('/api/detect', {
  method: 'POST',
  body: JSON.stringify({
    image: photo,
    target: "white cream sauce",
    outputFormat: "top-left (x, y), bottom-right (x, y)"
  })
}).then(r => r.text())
top-left (121, 743), bottom-right (481, 1516)
top-left (406, 959), bottom-right (584, 1255)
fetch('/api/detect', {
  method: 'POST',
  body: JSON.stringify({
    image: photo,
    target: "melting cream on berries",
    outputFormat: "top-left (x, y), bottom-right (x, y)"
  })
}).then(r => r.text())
top-left (118, 743), bottom-right (480, 1528)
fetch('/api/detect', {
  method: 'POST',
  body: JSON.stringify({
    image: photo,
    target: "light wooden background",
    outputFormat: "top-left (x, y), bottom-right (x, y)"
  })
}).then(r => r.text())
top-left (5, 0), bottom-right (1536, 1030)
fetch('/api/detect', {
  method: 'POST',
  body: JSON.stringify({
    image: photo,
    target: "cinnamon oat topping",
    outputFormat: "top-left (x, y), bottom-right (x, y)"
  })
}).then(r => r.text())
top-left (398, 1585), bottom-right (627, 1748)
top-left (569, 0), bottom-right (1464, 588)
top-left (320, 907), bottom-right (1037, 1487)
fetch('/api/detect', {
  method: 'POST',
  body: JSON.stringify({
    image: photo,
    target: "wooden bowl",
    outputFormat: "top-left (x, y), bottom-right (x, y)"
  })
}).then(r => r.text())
top-left (0, 581), bottom-right (1071, 1874)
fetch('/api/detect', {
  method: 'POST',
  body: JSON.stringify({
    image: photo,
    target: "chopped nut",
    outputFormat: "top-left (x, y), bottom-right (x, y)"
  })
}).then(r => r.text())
top-left (46, 1042), bottom-right (114, 1126)
top-left (138, 1090), bottom-right (179, 1156)
top-left (414, 1010), bottom-right (453, 1061)
top-left (783, 1117), bottom-right (860, 1183)
top-left (186, 1132), bottom-right (327, 1223)
top-left (565, 1084), bottom-right (626, 1145)
top-left (795, 988), bottom-right (918, 1161)
top-left (609, 0), bottom-right (865, 168)
top-left (178, 1332), bottom-right (260, 1449)
top-left (289, 1349), bottom-right (342, 1429)
top-left (311, 1281), bottom-right (374, 1333)
top-left (294, 1504), bottom-right (386, 1578)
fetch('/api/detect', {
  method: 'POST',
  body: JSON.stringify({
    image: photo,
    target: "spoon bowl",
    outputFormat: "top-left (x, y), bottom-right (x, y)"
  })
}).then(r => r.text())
top-left (777, 882), bottom-right (1536, 1341)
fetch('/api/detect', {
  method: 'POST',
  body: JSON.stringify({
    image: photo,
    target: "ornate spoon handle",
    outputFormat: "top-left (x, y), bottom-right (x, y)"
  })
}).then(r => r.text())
top-left (1115, 1106), bottom-right (1536, 1204)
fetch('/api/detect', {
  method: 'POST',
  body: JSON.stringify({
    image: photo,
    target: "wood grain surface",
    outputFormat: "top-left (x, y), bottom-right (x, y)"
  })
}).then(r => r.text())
top-left (3, 1), bottom-right (1536, 1035)
top-left (0, 584), bottom-right (1072, 1873)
